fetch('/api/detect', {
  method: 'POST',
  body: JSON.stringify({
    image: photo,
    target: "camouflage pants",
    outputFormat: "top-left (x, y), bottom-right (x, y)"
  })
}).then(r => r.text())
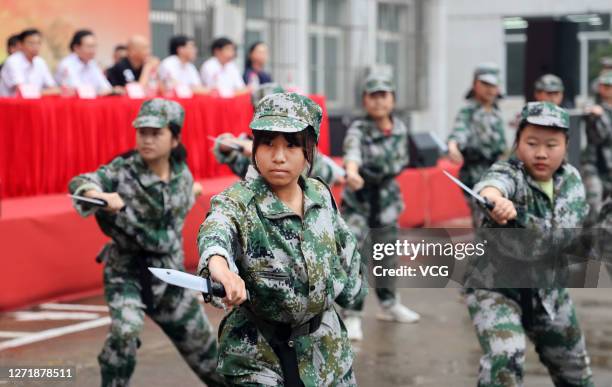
top-left (341, 209), bottom-right (397, 312)
top-left (99, 262), bottom-right (225, 387)
top-left (465, 289), bottom-right (593, 387)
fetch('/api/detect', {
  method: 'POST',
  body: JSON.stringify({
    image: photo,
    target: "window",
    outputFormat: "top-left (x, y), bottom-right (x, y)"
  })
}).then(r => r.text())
top-left (505, 37), bottom-right (526, 97)
top-left (150, 1), bottom-right (214, 66)
top-left (585, 38), bottom-right (612, 96)
top-left (308, 0), bottom-right (345, 106)
top-left (504, 13), bottom-right (612, 99)
top-left (376, 1), bottom-right (423, 109)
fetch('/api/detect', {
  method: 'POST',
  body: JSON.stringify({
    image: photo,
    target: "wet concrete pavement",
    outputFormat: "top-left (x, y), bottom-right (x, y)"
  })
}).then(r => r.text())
top-left (1, 287), bottom-right (612, 386)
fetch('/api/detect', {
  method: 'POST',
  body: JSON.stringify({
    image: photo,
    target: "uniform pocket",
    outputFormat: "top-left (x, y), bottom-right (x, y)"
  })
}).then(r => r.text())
top-left (255, 270), bottom-right (290, 281)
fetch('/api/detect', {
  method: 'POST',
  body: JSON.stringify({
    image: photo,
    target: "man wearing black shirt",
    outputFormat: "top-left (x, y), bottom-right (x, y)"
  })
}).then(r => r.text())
top-left (106, 35), bottom-right (158, 91)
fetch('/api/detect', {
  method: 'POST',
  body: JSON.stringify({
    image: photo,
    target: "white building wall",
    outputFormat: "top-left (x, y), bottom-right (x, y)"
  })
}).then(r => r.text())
top-left (415, 0), bottom-right (612, 143)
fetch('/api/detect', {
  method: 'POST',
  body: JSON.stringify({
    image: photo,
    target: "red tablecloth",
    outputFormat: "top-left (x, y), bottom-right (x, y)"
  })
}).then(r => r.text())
top-left (0, 160), bottom-right (469, 311)
top-left (0, 94), bottom-right (330, 198)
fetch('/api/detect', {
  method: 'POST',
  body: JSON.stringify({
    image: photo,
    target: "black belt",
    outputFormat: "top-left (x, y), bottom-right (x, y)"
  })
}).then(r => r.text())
top-left (130, 249), bottom-right (166, 315)
top-left (518, 289), bottom-right (535, 329)
top-left (240, 305), bottom-right (324, 387)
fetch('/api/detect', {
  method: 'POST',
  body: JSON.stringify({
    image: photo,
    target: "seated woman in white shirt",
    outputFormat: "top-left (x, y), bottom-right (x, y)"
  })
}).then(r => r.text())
top-left (199, 37), bottom-right (250, 98)
top-left (55, 29), bottom-right (113, 96)
top-left (0, 28), bottom-right (60, 97)
top-left (158, 35), bottom-right (209, 95)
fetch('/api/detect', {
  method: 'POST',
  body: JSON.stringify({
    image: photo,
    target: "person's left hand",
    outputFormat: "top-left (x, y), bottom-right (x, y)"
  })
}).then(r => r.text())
top-left (192, 182), bottom-right (203, 198)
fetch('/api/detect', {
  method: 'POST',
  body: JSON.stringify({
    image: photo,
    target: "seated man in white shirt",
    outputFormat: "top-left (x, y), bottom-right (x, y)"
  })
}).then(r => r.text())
top-left (56, 29), bottom-right (112, 96)
top-left (199, 37), bottom-right (249, 98)
top-left (158, 34), bottom-right (208, 95)
top-left (0, 28), bottom-right (60, 97)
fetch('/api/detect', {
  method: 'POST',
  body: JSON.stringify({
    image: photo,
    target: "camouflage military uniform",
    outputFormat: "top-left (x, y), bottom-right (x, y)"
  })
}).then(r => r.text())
top-left (581, 73), bottom-right (612, 225)
top-left (448, 63), bottom-right (507, 226)
top-left (69, 99), bottom-right (224, 387)
top-left (198, 93), bottom-right (367, 386)
top-left (213, 135), bottom-right (343, 185)
top-left (341, 113), bottom-right (409, 309)
top-left (465, 102), bottom-right (593, 387)
top-left (593, 198), bottom-right (612, 275)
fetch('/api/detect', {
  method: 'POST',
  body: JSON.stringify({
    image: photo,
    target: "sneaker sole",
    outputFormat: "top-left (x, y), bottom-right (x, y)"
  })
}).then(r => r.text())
top-left (376, 313), bottom-right (420, 323)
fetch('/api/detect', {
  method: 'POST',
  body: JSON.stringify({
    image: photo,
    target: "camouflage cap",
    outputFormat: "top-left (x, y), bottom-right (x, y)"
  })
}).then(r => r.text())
top-left (251, 82), bottom-right (285, 107)
top-left (534, 74), bottom-right (564, 92)
top-left (362, 73), bottom-right (395, 94)
top-left (474, 62), bottom-right (500, 86)
top-left (250, 92), bottom-right (322, 142)
top-left (598, 71), bottom-right (612, 86)
top-left (520, 101), bottom-right (569, 131)
top-left (132, 98), bottom-right (185, 130)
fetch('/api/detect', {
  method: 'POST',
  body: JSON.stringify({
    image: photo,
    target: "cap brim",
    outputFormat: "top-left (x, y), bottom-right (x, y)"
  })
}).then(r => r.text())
top-left (249, 116), bottom-right (309, 132)
top-left (526, 116), bottom-right (568, 129)
top-left (133, 116), bottom-right (166, 128)
top-left (477, 74), bottom-right (499, 86)
top-left (537, 86), bottom-right (564, 92)
top-left (365, 86), bottom-right (395, 94)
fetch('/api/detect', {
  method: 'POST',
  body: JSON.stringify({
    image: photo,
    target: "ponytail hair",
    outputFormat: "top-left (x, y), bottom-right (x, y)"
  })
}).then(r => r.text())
top-left (168, 122), bottom-right (188, 163)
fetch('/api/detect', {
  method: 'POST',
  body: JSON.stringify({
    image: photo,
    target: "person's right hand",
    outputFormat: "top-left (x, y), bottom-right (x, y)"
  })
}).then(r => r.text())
top-left (233, 138), bottom-right (253, 157)
top-left (346, 170), bottom-right (364, 191)
top-left (208, 255), bottom-right (247, 306)
top-left (447, 141), bottom-right (464, 164)
top-left (84, 190), bottom-right (125, 213)
top-left (145, 56), bottom-right (160, 68)
top-left (480, 187), bottom-right (517, 225)
top-left (585, 105), bottom-right (604, 117)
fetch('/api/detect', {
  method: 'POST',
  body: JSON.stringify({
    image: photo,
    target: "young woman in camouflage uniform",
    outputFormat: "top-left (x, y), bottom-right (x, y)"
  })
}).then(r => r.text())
top-left (447, 63), bottom-right (507, 227)
top-left (341, 73), bottom-right (420, 342)
top-left (212, 84), bottom-right (345, 186)
top-left (197, 92), bottom-right (367, 386)
top-left (69, 99), bottom-right (224, 387)
top-left (465, 102), bottom-right (594, 387)
top-left (581, 72), bottom-right (612, 226)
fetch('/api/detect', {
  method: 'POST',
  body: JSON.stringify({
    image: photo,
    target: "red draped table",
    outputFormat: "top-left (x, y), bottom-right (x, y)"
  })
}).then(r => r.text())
top-left (0, 94), bottom-right (330, 198)
top-left (0, 94), bottom-right (471, 311)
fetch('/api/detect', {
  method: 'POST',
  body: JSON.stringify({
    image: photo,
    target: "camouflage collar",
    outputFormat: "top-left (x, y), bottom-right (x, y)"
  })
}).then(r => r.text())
top-left (467, 98), bottom-right (500, 111)
top-left (131, 153), bottom-right (185, 187)
top-left (364, 115), bottom-right (404, 138)
top-left (249, 174), bottom-right (325, 219)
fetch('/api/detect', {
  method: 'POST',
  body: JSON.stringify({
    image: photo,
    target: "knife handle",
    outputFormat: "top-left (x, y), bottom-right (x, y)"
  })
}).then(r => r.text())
top-left (206, 278), bottom-right (251, 301)
top-left (482, 197), bottom-right (495, 211)
top-left (210, 281), bottom-right (226, 298)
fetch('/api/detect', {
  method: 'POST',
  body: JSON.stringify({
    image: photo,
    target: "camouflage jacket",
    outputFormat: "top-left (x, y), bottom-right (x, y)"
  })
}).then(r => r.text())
top-left (582, 102), bottom-right (612, 177)
top-left (197, 172), bottom-right (366, 385)
top-left (469, 157), bottom-right (588, 318)
top-left (342, 116), bottom-right (409, 227)
top-left (213, 134), bottom-right (342, 185)
top-left (69, 152), bottom-right (195, 265)
top-left (448, 98), bottom-right (507, 188)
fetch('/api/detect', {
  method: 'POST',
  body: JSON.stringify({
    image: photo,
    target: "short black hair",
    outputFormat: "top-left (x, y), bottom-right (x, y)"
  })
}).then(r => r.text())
top-left (69, 29), bottom-right (94, 51)
top-left (7, 34), bottom-right (19, 49)
top-left (18, 28), bottom-right (41, 42)
top-left (251, 128), bottom-right (317, 176)
top-left (210, 37), bottom-right (234, 55)
top-left (169, 34), bottom-right (193, 56)
top-left (114, 44), bottom-right (127, 52)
